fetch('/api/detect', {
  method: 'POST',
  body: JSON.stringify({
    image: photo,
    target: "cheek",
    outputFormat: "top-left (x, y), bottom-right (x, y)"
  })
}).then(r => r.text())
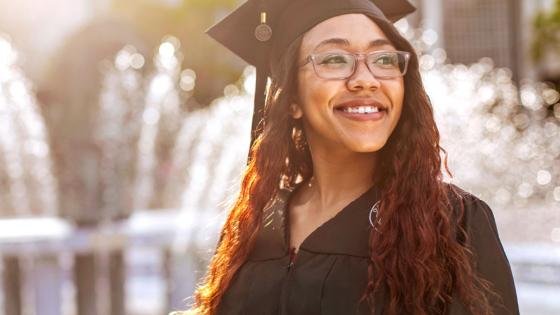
top-left (297, 72), bottom-right (340, 115)
top-left (385, 79), bottom-right (405, 114)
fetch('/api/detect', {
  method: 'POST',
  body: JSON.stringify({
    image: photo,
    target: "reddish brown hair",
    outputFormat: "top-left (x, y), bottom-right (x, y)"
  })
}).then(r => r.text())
top-left (186, 16), bottom-right (499, 315)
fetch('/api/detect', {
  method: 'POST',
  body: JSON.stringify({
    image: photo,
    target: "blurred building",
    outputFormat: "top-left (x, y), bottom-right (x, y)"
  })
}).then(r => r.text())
top-left (414, 0), bottom-right (555, 84)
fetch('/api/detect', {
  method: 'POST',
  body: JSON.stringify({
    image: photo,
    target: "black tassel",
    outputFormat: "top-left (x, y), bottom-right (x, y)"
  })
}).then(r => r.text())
top-left (250, 65), bottom-right (267, 152)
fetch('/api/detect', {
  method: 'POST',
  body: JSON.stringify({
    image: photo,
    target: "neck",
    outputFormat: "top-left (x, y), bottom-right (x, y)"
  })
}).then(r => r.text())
top-left (303, 145), bottom-right (378, 210)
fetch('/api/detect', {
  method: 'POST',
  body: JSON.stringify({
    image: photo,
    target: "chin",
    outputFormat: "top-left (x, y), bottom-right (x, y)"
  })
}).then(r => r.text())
top-left (344, 139), bottom-right (388, 153)
top-left (336, 128), bottom-right (392, 153)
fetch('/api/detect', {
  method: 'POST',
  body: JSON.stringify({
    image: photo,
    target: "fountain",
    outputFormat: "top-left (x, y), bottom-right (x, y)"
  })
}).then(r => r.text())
top-left (133, 35), bottom-right (188, 212)
top-left (95, 45), bottom-right (145, 222)
top-left (0, 35), bottom-right (58, 217)
top-left (424, 56), bottom-right (560, 208)
top-left (0, 34), bottom-right (60, 315)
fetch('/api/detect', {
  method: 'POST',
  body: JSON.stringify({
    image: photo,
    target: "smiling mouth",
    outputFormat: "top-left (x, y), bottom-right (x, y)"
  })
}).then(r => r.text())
top-left (332, 98), bottom-right (388, 122)
top-left (336, 105), bottom-right (382, 114)
top-left (334, 99), bottom-right (388, 114)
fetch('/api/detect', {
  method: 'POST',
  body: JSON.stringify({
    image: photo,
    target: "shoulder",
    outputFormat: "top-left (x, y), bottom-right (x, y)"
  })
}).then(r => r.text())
top-left (443, 182), bottom-right (496, 227)
top-left (443, 182), bottom-right (488, 209)
top-left (442, 184), bottom-right (520, 314)
top-left (443, 182), bottom-right (506, 249)
top-left (443, 182), bottom-right (506, 255)
top-left (248, 187), bottom-right (292, 261)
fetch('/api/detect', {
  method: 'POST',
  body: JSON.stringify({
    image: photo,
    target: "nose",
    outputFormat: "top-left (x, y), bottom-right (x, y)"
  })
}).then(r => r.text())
top-left (346, 59), bottom-right (381, 91)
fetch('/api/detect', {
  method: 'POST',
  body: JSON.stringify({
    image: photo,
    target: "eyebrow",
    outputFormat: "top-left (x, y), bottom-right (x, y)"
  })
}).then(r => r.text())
top-left (314, 38), bottom-right (394, 51)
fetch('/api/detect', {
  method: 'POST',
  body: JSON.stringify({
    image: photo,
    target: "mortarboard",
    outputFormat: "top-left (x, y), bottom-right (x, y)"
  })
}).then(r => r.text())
top-left (207, 0), bottom-right (416, 151)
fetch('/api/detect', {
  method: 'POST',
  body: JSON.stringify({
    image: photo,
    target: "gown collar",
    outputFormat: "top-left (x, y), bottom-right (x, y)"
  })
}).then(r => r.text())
top-left (249, 183), bottom-right (380, 260)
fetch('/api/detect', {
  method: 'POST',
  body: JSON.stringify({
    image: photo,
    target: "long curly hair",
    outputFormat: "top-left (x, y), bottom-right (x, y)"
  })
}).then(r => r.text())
top-left (187, 16), bottom-right (499, 315)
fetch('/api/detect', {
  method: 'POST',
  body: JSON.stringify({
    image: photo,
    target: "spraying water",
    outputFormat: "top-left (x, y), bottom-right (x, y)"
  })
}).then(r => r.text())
top-left (0, 35), bottom-right (57, 217)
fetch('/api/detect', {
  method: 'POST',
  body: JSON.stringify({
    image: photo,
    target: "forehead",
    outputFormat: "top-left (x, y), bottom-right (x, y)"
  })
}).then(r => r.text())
top-left (300, 13), bottom-right (392, 53)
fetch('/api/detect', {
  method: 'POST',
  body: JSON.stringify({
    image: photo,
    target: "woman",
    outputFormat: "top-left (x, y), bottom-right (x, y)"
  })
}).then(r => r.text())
top-left (182, 0), bottom-right (520, 314)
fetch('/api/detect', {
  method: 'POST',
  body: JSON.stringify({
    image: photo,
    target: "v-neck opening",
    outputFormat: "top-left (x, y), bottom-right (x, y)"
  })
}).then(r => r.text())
top-left (284, 183), bottom-right (378, 256)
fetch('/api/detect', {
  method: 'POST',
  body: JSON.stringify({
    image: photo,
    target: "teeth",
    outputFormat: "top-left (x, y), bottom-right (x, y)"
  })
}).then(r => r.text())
top-left (342, 106), bottom-right (380, 114)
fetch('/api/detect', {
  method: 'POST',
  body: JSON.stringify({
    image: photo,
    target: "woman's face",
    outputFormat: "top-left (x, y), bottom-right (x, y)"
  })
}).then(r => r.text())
top-left (294, 13), bottom-right (405, 154)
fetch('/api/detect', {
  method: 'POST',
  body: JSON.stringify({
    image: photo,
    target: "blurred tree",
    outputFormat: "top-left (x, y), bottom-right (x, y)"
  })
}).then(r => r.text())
top-left (110, 0), bottom-right (243, 105)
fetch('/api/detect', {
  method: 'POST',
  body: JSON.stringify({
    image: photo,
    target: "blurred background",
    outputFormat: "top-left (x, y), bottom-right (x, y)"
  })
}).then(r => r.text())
top-left (0, 0), bottom-right (558, 314)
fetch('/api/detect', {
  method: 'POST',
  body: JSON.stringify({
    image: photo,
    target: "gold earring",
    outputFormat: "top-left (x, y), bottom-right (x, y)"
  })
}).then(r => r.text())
top-left (292, 126), bottom-right (307, 151)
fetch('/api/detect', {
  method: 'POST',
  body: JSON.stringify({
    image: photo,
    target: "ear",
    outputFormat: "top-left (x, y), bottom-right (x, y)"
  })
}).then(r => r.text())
top-left (290, 103), bottom-right (303, 119)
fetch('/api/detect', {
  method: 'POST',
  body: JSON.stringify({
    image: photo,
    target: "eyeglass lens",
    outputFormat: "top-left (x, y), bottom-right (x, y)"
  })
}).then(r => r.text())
top-left (313, 51), bottom-right (408, 79)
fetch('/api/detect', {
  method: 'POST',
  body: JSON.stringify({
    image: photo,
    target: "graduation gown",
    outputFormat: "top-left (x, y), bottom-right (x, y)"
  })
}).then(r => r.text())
top-left (216, 184), bottom-right (520, 315)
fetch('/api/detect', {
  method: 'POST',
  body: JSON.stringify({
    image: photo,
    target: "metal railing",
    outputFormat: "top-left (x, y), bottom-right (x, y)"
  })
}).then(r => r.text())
top-left (0, 210), bottom-right (222, 315)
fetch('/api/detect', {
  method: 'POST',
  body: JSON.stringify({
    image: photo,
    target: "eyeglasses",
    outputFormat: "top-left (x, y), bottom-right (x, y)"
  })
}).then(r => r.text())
top-left (301, 50), bottom-right (411, 80)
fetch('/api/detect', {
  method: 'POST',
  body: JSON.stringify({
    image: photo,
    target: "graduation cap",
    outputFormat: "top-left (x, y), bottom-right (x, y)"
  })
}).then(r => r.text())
top-left (207, 0), bottom-right (416, 151)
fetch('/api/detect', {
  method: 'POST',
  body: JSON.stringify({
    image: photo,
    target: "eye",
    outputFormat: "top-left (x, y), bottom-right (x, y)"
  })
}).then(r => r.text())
top-left (372, 53), bottom-right (398, 67)
top-left (318, 53), bottom-right (350, 65)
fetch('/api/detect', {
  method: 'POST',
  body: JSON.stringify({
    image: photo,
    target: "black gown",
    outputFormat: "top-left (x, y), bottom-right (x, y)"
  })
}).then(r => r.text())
top-left (216, 183), bottom-right (520, 315)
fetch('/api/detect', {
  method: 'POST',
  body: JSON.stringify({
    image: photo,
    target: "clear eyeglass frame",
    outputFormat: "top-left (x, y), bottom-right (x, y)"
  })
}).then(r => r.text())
top-left (300, 50), bottom-right (411, 80)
